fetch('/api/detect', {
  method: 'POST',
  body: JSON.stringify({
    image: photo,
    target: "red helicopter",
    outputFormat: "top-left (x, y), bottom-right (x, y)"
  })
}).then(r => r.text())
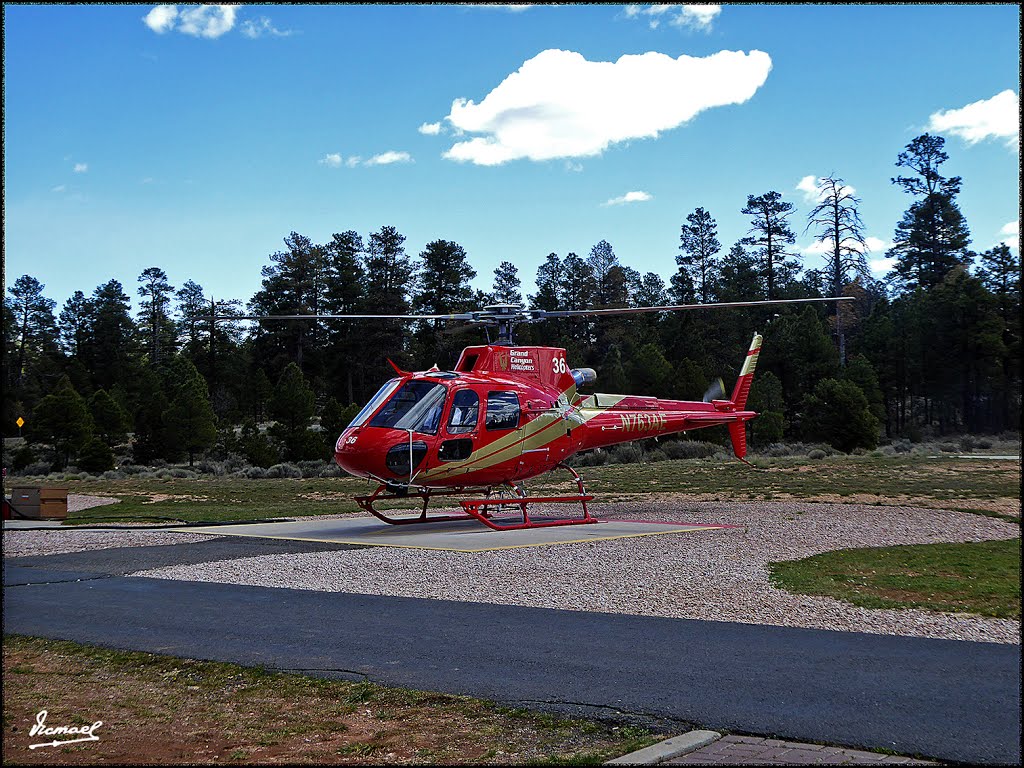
top-left (235, 298), bottom-right (850, 530)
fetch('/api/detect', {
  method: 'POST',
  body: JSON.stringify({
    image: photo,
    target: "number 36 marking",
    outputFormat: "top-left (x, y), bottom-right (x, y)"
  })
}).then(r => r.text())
top-left (551, 356), bottom-right (568, 374)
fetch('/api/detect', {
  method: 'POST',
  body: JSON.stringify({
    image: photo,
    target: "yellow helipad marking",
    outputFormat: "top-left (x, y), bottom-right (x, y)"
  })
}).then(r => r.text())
top-left (174, 519), bottom-right (728, 553)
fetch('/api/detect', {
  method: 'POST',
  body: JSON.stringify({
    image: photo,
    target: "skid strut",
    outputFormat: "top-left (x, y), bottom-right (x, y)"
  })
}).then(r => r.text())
top-left (354, 464), bottom-right (597, 531)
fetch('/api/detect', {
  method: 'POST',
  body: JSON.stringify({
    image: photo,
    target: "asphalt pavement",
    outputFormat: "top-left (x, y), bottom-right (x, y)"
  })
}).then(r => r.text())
top-left (3, 549), bottom-right (1019, 765)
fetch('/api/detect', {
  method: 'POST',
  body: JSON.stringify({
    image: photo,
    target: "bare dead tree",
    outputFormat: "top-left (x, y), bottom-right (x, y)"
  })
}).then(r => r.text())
top-left (804, 174), bottom-right (869, 365)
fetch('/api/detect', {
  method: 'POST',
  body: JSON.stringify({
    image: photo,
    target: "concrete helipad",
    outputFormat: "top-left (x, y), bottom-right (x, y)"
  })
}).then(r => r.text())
top-left (173, 515), bottom-right (732, 552)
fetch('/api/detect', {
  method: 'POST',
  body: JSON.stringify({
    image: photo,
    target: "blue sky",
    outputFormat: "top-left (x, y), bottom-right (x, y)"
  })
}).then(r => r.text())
top-left (4, 3), bottom-right (1020, 314)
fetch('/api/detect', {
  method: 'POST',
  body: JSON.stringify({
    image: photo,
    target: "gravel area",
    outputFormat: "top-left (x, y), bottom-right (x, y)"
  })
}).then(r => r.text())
top-left (3, 494), bottom-right (227, 557)
top-left (134, 500), bottom-right (1021, 644)
top-left (2, 530), bottom-right (222, 558)
top-left (67, 494), bottom-right (121, 513)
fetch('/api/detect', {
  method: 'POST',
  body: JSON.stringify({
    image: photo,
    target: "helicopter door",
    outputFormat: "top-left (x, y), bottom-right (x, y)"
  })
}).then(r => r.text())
top-left (483, 390), bottom-right (527, 477)
top-left (438, 389), bottom-right (479, 462)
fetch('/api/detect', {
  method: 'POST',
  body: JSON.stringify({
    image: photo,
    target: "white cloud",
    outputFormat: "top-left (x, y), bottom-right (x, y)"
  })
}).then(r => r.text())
top-left (869, 257), bottom-right (897, 275)
top-left (73, 162), bottom-right (88, 173)
top-left (603, 190), bottom-right (653, 206)
top-left (145, 4), bottom-right (236, 38)
top-left (796, 174), bottom-right (856, 204)
top-left (143, 4), bottom-right (178, 33)
top-left (365, 151), bottom-right (413, 166)
top-left (928, 90), bottom-right (1019, 151)
top-left (52, 184), bottom-right (66, 193)
top-left (418, 122), bottom-right (442, 135)
top-left (565, 161), bottom-right (583, 172)
top-left (320, 151), bottom-right (412, 168)
top-left (241, 16), bottom-right (294, 39)
top-left (625, 5), bottom-right (721, 31)
top-left (1000, 220), bottom-right (1019, 249)
top-left (802, 235), bottom-right (887, 257)
top-left (796, 175), bottom-right (820, 203)
top-left (466, 4), bottom-right (533, 12)
top-left (442, 48), bottom-right (771, 166)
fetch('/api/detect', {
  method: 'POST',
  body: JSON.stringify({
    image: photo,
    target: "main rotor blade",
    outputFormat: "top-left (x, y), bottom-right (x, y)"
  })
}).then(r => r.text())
top-left (532, 296), bottom-right (854, 319)
top-left (203, 312), bottom-right (479, 322)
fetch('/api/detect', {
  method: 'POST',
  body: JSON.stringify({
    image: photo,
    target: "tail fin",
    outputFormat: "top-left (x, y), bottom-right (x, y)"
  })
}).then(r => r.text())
top-left (728, 422), bottom-right (748, 460)
top-left (730, 333), bottom-right (763, 410)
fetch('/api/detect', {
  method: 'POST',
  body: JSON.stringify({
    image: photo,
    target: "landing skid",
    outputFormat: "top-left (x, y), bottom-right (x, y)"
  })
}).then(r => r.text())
top-left (354, 463), bottom-right (597, 531)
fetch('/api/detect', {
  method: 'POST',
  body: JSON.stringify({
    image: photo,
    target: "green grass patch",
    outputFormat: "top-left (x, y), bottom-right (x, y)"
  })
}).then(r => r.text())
top-left (35, 454), bottom-right (1021, 526)
top-left (769, 538), bottom-right (1021, 618)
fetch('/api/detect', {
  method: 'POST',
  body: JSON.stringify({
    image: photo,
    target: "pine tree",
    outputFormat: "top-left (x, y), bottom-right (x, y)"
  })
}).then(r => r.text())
top-left (87, 280), bottom-right (137, 393)
top-left (412, 240), bottom-right (477, 367)
top-left (491, 261), bottom-right (522, 305)
top-left (587, 240), bottom-right (619, 306)
top-left (163, 358), bottom-right (218, 467)
top-left (249, 231), bottom-right (326, 374)
top-left (30, 376), bottom-right (94, 469)
top-left (89, 389), bottom-right (129, 447)
top-left (137, 267), bottom-right (176, 364)
top-left (322, 231), bottom-right (367, 402)
top-left (530, 253), bottom-right (564, 311)
top-left (175, 280), bottom-right (209, 359)
top-left (58, 290), bottom-right (93, 358)
top-left (975, 243), bottom-right (1021, 429)
top-left (269, 362), bottom-right (317, 461)
top-left (7, 275), bottom-right (58, 385)
top-left (887, 134), bottom-right (971, 291)
top-left (678, 207), bottom-right (722, 303)
top-left (741, 191), bottom-right (800, 299)
top-left (800, 378), bottom-right (880, 452)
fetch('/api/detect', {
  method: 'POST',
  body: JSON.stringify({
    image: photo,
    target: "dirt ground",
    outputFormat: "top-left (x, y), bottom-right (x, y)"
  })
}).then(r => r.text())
top-left (2, 637), bottom-right (658, 766)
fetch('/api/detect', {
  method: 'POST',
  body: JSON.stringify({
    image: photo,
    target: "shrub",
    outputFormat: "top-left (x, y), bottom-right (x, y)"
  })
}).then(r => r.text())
top-left (78, 437), bottom-right (115, 474)
top-left (196, 459), bottom-right (227, 476)
top-left (800, 379), bottom-right (880, 452)
top-left (12, 445), bottom-right (36, 471)
top-left (607, 444), bottom-right (644, 464)
top-left (939, 443), bottom-right (958, 453)
top-left (244, 466), bottom-right (267, 479)
top-left (808, 449), bottom-right (827, 460)
top-left (319, 463), bottom-right (344, 478)
top-left (977, 438), bottom-right (994, 449)
top-left (101, 470), bottom-right (127, 480)
top-left (297, 460), bottom-right (328, 478)
top-left (891, 439), bottom-right (913, 453)
top-left (662, 440), bottom-right (719, 460)
top-left (762, 443), bottom-right (793, 458)
top-left (266, 463), bottom-right (302, 479)
top-left (18, 461), bottom-right (52, 477)
top-left (959, 435), bottom-right (977, 452)
top-left (752, 411), bottom-right (785, 446)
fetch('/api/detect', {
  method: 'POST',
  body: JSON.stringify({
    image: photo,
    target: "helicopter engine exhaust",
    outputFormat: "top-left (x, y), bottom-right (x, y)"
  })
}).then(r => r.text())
top-left (571, 368), bottom-right (597, 388)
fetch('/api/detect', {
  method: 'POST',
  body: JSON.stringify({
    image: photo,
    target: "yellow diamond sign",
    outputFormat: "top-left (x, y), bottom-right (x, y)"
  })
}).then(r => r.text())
top-left (16, 417), bottom-right (24, 428)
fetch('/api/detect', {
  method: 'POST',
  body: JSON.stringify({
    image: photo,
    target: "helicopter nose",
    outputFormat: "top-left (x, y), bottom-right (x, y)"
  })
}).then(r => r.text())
top-left (334, 428), bottom-right (372, 478)
top-left (334, 427), bottom-right (431, 482)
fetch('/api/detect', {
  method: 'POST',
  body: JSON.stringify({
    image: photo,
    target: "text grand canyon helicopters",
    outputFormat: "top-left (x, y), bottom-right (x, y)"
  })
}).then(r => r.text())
top-left (230, 297), bottom-right (851, 530)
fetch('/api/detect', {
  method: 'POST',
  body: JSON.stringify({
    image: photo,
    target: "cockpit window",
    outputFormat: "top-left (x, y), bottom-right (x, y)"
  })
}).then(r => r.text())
top-left (486, 391), bottom-right (520, 431)
top-left (347, 379), bottom-right (400, 428)
top-left (369, 380), bottom-right (447, 435)
top-left (447, 390), bottom-right (479, 434)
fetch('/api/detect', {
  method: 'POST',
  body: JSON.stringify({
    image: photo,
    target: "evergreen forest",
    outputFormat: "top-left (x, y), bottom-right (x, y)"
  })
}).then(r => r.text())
top-left (3, 134), bottom-right (1020, 475)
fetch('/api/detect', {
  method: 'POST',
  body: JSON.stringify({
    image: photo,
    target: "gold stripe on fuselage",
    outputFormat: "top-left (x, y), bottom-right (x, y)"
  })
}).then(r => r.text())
top-left (417, 389), bottom-right (625, 483)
